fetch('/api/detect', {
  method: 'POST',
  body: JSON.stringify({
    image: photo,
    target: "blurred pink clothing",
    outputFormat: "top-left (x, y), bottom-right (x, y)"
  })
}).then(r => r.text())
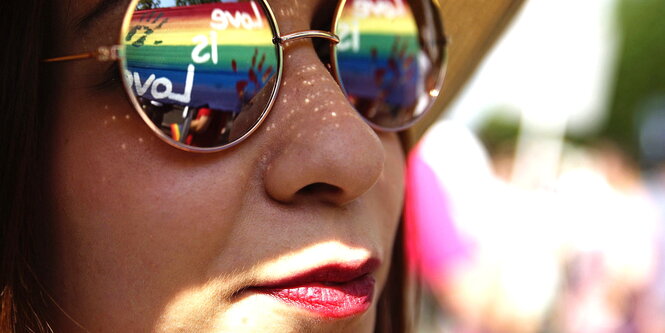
top-left (405, 143), bottom-right (472, 285)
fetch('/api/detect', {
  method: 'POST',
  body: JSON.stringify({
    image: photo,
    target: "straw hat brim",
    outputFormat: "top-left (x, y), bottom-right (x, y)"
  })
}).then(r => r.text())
top-left (401, 0), bottom-right (526, 149)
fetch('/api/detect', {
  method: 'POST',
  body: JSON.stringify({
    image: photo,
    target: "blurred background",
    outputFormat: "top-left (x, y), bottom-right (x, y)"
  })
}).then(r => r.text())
top-left (410, 0), bottom-right (665, 331)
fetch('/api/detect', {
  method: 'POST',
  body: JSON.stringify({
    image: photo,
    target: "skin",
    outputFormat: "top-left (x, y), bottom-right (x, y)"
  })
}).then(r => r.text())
top-left (45, 0), bottom-right (405, 332)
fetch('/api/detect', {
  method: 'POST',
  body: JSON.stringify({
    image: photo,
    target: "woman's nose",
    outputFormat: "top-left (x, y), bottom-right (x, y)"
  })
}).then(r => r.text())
top-left (262, 39), bottom-right (386, 206)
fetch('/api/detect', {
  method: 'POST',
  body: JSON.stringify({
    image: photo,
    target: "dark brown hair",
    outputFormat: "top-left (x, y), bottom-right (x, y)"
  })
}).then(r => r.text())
top-left (0, 1), bottom-right (413, 332)
top-left (375, 222), bottom-right (414, 333)
top-left (1, 0), bottom-right (54, 331)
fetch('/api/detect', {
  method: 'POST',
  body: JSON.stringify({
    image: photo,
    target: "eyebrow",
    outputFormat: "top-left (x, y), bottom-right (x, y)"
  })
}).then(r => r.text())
top-left (76, 0), bottom-right (126, 32)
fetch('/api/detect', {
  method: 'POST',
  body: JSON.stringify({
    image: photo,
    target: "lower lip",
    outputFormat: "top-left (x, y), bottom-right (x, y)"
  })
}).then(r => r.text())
top-left (255, 275), bottom-right (375, 318)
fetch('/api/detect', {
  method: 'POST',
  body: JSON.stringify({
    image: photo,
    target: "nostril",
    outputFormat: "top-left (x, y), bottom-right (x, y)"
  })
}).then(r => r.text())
top-left (297, 182), bottom-right (342, 196)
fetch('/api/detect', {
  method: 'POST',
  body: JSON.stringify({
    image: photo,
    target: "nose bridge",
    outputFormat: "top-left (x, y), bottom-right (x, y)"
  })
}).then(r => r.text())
top-left (273, 30), bottom-right (340, 45)
top-left (261, 36), bottom-right (386, 206)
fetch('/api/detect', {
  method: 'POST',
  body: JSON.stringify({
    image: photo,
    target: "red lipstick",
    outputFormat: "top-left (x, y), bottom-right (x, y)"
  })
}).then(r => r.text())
top-left (252, 259), bottom-right (379, 318)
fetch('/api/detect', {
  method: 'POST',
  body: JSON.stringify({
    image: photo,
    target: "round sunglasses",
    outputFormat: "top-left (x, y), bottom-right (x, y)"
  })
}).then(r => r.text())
top-left (45, 0), bottom-right (447, 152)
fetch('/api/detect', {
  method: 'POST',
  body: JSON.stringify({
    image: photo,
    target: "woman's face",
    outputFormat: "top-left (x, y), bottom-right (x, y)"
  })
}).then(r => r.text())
top-left (46, 0), bottom-right (405, 332)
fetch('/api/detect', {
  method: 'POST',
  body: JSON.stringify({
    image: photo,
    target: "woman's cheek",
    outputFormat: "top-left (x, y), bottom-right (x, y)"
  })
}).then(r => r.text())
top-left (47, 85), bottom-right (256, 328)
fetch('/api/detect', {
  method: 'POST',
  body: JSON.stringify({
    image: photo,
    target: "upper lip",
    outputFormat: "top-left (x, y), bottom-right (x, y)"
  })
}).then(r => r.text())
top-left (252, 258), bottom-right (380, 289)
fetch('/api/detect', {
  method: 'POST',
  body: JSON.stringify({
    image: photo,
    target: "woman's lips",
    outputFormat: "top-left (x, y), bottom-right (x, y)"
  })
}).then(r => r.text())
top-left (259, 275), bottom-right (375, 318)
top-left (249, 260), bottom-right (379, 318)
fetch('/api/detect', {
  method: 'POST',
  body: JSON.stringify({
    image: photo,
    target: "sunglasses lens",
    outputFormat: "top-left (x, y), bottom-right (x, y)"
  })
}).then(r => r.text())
top-left (334, 0), bottom-right (447, 130)
top-left (119, 0), bottom-right (279, 150)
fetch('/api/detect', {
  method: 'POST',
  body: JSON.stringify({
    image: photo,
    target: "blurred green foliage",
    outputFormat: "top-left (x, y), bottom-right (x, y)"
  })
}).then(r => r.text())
top-left (476, 110), bottom-right (521, 158)
top-left (604, 0), bottom-right (665, 162)
top-left (137, 0), bottom-right (161, 10)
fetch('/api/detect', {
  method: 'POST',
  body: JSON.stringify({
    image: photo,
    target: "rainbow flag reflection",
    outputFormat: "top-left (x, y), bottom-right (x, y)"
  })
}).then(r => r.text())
top-left (336, 0), bottom-right (422, 109)
top-left (123, 1), bottom-right (278, 113)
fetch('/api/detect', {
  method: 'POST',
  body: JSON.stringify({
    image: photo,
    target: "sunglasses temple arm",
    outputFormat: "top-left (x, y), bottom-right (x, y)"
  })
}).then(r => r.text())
top-left (42, 45), bottom-right (122, 63)
top-left (44, 30), bottom-right (341, 63)
top-left (43, 31), bottom-right (341, 63)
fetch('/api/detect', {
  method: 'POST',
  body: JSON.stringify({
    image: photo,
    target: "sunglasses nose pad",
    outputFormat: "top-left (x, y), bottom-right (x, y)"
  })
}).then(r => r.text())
top-left (227, 74), bottom-right (278, 142)
top-left (311, 38), bottom-right (334, 72)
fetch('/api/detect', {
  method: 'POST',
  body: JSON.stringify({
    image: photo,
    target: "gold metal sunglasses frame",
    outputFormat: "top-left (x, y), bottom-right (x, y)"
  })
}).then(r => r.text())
top-left (44, 0), bottom-right (446, 153)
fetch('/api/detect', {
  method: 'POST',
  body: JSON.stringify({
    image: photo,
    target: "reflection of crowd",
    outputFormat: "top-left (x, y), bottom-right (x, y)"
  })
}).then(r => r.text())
top-left (138, 97), bottom-right (237, 147)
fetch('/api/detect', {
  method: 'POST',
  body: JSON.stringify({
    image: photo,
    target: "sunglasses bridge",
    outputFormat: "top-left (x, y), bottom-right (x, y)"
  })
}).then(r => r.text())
top-left (273, 30), bottom-right (340, 45)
